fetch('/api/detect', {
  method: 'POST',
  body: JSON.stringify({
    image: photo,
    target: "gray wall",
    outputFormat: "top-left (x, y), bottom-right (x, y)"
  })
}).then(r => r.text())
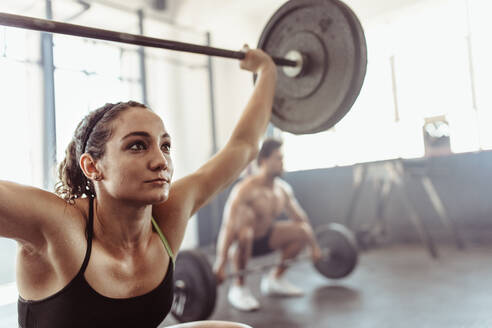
top-left (198, 150), bottom-right (492, 249)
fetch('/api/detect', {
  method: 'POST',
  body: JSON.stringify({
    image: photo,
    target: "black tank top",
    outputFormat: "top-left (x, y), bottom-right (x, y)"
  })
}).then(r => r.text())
top-left (18, 198), bottom-right (175, 328)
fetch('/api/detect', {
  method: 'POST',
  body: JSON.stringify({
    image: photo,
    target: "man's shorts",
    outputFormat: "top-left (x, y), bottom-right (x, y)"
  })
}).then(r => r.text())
top-left (251, 226), bottom-right (274, 257)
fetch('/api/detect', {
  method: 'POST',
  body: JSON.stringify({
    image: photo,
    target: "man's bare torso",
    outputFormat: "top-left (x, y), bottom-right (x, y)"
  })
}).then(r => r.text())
top-left (227, 175), bottom-right (289, 238)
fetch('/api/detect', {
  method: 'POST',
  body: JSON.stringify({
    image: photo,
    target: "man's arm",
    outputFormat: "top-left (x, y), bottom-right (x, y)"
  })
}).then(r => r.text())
top-left (280, 180), bottom-right (322, 262)
top-left (279, 179), bottom-right (308, 223)
top-left (214, 184), bottom-right (255, 283)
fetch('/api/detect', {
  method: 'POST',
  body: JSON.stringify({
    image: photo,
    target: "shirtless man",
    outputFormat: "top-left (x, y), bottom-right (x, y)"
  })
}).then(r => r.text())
top-left (214, 138), bottom-right (322, 311)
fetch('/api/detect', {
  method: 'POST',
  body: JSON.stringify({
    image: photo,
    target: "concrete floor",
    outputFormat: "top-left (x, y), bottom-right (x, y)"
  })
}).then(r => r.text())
top-left (162, 244), bottom-right (492, 328)
top-left (1, 244), bottom-right (491, 328)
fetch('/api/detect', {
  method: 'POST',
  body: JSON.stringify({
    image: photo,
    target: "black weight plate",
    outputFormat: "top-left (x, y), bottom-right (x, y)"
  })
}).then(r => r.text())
top-left (192, 250), bottom-right (217, 320)
top-left (257, 0), bottom-right (367, 134)
top-left (314, 223), bottom-right (359, 279)
top-left (314, 0), bottom-right (367, 133)
top-left (171, 250), bottom-right (217, 322)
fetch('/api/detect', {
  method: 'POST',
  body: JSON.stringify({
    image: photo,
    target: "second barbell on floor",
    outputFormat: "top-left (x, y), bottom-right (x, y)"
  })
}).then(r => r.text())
top-left (171, 223), bottom-right (359, 323)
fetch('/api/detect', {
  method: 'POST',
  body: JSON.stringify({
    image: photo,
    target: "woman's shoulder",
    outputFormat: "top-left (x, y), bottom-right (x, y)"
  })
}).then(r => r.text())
top-left (72, 197), bottom-right (91, 221)
top-left (36, 195), bottom-right (89, 254)
top-left (0, 181), bottom-right (89, 243)
top-left (40, 195), bottom-right (90, 234)
top-left (16, 196), bottom-right (91, 301)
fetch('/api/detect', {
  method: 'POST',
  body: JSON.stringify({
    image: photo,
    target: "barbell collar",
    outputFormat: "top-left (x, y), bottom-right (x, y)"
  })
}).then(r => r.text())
top-left (282, 50), bottom-right (306, 78)
top-left (0, 12), bottom-right (298, 67)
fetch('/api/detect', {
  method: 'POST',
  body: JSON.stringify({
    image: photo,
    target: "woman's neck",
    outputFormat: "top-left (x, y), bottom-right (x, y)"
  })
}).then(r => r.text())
top-left (92, 195), bottom-right (154, 253)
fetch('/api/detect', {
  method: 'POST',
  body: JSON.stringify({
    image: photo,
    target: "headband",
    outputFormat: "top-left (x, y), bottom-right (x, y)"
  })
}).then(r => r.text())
top-left (81, 104), bottom-right (114, 154)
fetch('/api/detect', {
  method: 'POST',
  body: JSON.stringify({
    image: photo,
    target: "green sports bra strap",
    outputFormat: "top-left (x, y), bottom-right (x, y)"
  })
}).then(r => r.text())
top-left (151, 217), bottom-right (175, 267)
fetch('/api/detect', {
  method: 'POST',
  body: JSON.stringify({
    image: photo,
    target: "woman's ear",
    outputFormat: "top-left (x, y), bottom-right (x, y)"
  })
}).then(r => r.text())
top-left (79, 153), bottom-right (102, 181)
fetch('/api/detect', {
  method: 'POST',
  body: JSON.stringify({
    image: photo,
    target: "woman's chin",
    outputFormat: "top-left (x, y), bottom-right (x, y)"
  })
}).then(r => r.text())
top-left (119, 191), bottom-right (169, 205)
top-left (149, 193), bottom-right (169, 204)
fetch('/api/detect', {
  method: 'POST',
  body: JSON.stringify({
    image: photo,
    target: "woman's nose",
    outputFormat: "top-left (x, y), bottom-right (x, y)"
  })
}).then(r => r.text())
top-left (150, 147), bottom-right (169, 171)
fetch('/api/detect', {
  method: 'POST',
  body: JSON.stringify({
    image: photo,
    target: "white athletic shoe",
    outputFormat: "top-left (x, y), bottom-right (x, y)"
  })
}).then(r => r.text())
top-left (260, 270), bottom-right (304, 297)
top-left (227, 284), bottom-right (260, 312)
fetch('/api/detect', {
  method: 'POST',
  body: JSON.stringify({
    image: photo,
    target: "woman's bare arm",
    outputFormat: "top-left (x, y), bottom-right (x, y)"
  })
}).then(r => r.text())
top-left (0, 180), bottom-right (75, 251)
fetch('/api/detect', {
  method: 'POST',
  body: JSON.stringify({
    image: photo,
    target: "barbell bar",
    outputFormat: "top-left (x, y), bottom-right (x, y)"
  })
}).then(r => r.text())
top-left (171, 223), bottom-right (359, 322)
top-left (0, 0), bottom-right (367, 135)
top-left (220, 248), bottom-right (332, 281)
top-left (0, 12), bottom-right (297, 67)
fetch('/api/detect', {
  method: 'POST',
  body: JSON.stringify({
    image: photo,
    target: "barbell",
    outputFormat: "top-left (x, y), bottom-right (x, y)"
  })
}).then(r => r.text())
top-left (0, 0), bottom-right (367, 134)
top-left (171, 223), bottom-right (359, 323)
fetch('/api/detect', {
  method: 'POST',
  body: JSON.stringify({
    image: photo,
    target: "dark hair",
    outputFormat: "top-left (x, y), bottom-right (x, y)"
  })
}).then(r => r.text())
top-left (257, 138), bottom-right (283, 165)
top-left (55, 101), bottom-right (149, 202)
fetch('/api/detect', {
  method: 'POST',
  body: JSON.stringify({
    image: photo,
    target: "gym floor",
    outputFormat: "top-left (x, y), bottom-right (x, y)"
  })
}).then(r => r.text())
top-left (162, 244), bottom-right (492, 328)
top-left (1, 244), bottom-right (491, 327)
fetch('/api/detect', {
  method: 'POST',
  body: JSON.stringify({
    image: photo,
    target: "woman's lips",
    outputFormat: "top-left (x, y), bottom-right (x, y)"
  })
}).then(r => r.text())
top-left (145, 178), bottom-right (169, 185)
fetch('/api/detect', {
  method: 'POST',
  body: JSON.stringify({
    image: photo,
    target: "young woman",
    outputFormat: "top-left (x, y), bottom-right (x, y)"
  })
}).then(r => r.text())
top-left (0, 47), bottom-right (276, 328)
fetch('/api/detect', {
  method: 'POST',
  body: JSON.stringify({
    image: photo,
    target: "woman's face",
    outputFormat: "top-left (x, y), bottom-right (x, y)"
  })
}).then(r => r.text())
top-left (96, 107), bottom-right (174, 204)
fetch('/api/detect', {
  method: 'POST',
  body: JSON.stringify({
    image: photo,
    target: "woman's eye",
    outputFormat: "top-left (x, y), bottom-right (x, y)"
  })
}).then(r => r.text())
top-left (129, 142), bottom-right (146, 151)
top-left (161, 142), bottom-right (171, 152)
